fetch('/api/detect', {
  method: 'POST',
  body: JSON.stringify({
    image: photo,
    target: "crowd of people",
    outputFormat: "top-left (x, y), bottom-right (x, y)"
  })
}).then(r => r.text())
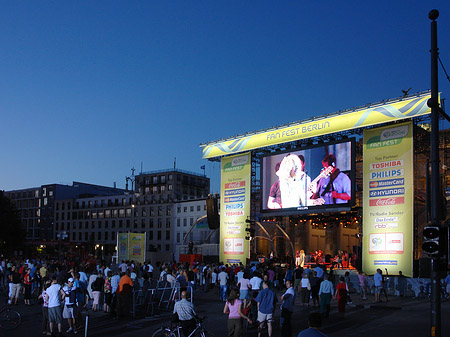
top-left (0, 256), bottom-right (418, 337)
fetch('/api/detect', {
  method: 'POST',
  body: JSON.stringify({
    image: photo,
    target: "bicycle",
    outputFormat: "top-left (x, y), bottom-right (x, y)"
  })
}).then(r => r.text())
top-left (152, 316), bottom-right (214, 337)
top-left (0, 300), bottom-right (21, 330)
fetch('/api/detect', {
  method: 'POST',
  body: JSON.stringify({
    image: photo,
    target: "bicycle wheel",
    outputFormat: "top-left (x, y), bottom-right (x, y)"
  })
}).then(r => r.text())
top-left (0, 309), bottom-right (21, 330)
top-left (193, 329), bottom-right (215, 337)
top-left (151, 327), bottom-right (174, 337)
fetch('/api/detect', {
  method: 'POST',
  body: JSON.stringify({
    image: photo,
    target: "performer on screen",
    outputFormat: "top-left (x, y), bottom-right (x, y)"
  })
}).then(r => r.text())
top-left (276, 153), bottom-right (311, 208)
top-left (310, 154), bottom-right (351, 205)
top-left (267, 162), bottom-right (282, 209)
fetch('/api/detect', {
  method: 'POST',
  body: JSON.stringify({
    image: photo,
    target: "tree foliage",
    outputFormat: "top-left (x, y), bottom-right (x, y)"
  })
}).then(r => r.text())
top-left (0, 191), bottom-right (26, 253)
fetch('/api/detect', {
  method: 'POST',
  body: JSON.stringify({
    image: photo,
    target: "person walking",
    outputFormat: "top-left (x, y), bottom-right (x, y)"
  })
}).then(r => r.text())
top-left (62, 277), bottom-right (78, 334)
top-left (255, 281), bottom-right (277, 337)
top-left (223, 289), bottom-right (252, 337)
top-left (300, 273), bottom-right (311, 306)
top-left (23, 268), bottom-right (33, 305)
top-left (218, 267), bottom-right (229, 301)
top-left (318, 274), bottom-right (333, 318)
top-left (280, 280), bottom-right (295, 337)
top-left (91, 273), bottom-right (104, 311)
top-left (334, 277), bottom-right (347, 318)
top-left (39, 280), bottom-right (52, 336)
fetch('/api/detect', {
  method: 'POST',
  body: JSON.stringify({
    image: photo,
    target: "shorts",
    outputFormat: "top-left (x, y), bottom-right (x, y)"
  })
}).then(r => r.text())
top-left (257, 311), bottom-right (273, 323)
top-left (239, 289), bottom-right (248, 300)
top-left (63, 305), bottom-right (77, 319)
top-left (375, 286), bottom-right (382, 294)
top-left (48, 306), bottom-right (63, 324)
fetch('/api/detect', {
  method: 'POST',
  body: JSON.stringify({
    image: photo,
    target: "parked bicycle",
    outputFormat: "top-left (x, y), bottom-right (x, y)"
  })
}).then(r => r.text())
top-left (152, 316), bottom-right (214, 337)
top-left (0, 300), bottom-right (21, 330)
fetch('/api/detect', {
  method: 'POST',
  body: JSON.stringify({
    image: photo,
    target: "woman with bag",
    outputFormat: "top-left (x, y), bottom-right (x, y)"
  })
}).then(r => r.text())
top-left (223, 289), bottom-right (252, 337)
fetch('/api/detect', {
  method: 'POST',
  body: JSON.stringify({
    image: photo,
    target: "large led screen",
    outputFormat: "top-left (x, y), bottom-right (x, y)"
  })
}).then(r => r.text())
top-left (261, 139), bottom-right (355, 214)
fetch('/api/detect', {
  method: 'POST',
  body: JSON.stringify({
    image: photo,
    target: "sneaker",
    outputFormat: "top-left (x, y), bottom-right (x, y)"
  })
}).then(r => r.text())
top-left (66, 327), bottom-right (73, 332)
top-left (74, 329), bottom-right (78, 334)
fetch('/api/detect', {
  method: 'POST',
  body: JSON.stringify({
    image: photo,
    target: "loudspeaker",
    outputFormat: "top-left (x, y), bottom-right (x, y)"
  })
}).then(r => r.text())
top-left (206, 197), bottom-right (219, 230)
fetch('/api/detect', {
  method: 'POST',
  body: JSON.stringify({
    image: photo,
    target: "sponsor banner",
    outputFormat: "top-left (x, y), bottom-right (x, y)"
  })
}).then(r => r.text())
top-left (117, 232), bottom-right (146, 264)
top-left (369, 178), bottom-right (404, 189)
top-left (202, 94), bottom-right (431, 159)
top-left (363, 122), bottom-right (413, 276)
top-left (220, 152), bottom-right (251, 264)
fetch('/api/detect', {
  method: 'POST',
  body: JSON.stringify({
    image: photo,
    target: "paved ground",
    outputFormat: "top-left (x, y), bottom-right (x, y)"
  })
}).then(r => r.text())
top-left (3, 287), bottom-right (450, 337)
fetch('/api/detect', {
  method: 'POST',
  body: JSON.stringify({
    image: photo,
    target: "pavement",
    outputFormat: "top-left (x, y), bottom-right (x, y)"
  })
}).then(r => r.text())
top-left (3, 286), bottom-right (450, 337)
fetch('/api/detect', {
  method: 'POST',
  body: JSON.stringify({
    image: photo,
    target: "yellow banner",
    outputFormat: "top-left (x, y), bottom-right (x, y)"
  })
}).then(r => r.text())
top-left (202, 94), bottom-right (430, 159)
top-left (362, 122), bottom-right (413, 277)
top-left (220, 152), bottom-right (251, 264)
top-left (128, 233), bottom-right (146, 264)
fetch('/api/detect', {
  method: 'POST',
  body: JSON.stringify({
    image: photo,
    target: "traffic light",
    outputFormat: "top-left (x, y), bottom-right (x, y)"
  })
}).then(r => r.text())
top-left (422, 225), bottom-right (440, 255)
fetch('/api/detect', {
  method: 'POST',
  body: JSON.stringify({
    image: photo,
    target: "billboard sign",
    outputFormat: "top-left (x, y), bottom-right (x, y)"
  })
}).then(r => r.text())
top-left (363, 122), bottom-right (413, 276)
top-left (202, 94), bottom-right (430, 159)
top-left (220, 152), bottom-right (251, 264)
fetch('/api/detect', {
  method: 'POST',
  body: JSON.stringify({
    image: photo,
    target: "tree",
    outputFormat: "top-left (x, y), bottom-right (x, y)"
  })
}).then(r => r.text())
top-left (0, 191), bottom-right (26, 253)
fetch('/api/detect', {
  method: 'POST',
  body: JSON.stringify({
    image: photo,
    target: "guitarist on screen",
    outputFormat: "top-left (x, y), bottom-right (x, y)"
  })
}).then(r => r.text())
top-left (310, 154), bottom-right (351, 205)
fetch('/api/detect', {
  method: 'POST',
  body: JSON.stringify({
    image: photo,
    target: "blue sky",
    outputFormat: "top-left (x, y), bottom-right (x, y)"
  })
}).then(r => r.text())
top-left (1, 1), bottom-right (449, 193)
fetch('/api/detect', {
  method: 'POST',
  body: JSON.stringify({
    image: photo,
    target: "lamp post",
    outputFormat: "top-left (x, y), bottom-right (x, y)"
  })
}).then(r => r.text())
top-left (428, 9), bottom-right (441, 337)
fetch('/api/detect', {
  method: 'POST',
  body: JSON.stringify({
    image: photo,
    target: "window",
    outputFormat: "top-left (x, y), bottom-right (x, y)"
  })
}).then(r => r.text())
top-left (157, 218), bottom-right (162, 228)
top-left (152, 186), bottom-right (158, 193)
top-left (166, 206), bottom-right (171, 215)
top-left (119, 220), bottom-right (123, 228)
top-left (165, 244), bottom-right (170, 251)
top-left (119, 209), bottom-right (124, 218)
top-left (190, 206), bottom-right (194, 212)
top-left (183, 218), bottom-right (187, 227)
top-left (157, 231), bottom-right (161, 240)
top-left (149, 218), bottom-right (154, 228)
top-left (105, 210), bottom-right (111, 218)
top-left (177, 219), bottom-right (181, 227)
top-left (161, 175), bottom-right (166, 183)
top-left (126, 208), bottom-right (132, 217)
top-left (197, 205), bottom-right (201, 211)
top-left (113, 209), bottom-right (118, 218)
top-left (141, 219), bottom-right (146, 228)
top-left (160, 185), bottom-right (166, 193)
top-left (98, 232), bottom-right (101, 240)
top-left (112, 220), bottom-right (116, 228)
top-left (177, 232), bottom-right (180, 243)
top-left (166, 218), bottom-right (171, 228)
top-left (166, 231), bottom-right (170, 240)
top-left (112, 232), bottom-right (116, 240)
top-left (142, 208), bottom-right (147, 217)
top-left (149, 231), bottom-right (153, 240)
top-left (153, 176), bottom-right (158, 184)
top-left (184, 207), bottom-right (187, 213)
top-left (126, 220), bottom-right (130, 227)
top-left (105, 220), bottom-right (109, 228)
top-left (190, 218), bottom-right (194, 226)
top-left (105, 232), bottom-right (109, 240)
top-left (168, 184), bottom-right (173, 191)
top-left (177, 207), bottom-right (181, 213)
top-left (169, 174), bottom-right (173, 181)
top-left (150, 207), bottom-right (154, 216)
top-left (158, 206), bottom-right (163, 216)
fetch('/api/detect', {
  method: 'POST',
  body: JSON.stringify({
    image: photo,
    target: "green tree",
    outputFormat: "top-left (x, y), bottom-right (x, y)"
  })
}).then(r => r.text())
top-left (0, 191), bottom-right (26, 253)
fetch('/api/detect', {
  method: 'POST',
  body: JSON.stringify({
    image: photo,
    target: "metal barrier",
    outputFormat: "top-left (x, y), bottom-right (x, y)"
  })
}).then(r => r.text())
top-left (132, 284), bottom-right (193, 318)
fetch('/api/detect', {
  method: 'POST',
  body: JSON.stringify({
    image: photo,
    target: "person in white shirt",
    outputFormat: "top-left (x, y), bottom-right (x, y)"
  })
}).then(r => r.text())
top-left (249, 273), bottom-right (263, 293)
top-left (147, 262), bottom-right (154, 279)
top-left (46, 276), bottom-right (63, 336)
top-left (62, 278), bottom-right (77, 334)
top-left (218, 268), bottom-right (229, 301)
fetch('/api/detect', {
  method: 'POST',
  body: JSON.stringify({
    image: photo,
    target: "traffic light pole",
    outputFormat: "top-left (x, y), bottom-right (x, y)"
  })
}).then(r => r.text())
top-left (428, 9), bottom-right (441, 337)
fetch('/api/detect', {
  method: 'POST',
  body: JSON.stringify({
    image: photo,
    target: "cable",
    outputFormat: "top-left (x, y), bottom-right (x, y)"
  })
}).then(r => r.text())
top-left (438, 56), bottom-right (450, 83)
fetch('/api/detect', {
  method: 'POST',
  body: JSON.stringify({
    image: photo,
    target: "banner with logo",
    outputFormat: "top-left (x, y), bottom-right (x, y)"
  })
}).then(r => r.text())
top-left (363, 122), bottom-right (413, 277)
top-left (117, 233), bottom-right (129, 262)
top-left (117, 232), bottom-right (146, 264)
top-left (220, 152), bottom-right (251, 264)
top-left (128, 233), bottom-right (146, 264)
top-left (202, 94), bottom-right (430, 159)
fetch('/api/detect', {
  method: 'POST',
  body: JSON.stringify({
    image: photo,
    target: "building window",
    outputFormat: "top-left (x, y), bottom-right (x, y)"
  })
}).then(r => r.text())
top-left (105, 221), bottom-right (108, 228)
top-left (197, 205), bottom-right (201, 211)
top-left (158, 206), bottom-right (163, 216)
top-left (165, 244), bottom-right (170, 251)
top-left (149, 231), bottom-right (153, 240)
top-left (183, 218), bottom-right (187, 227)
top-left (157, 231), bottom-right (161, 240)
top-left (177, 207), bottom-right (181, 213)
top-left (153, 176), bottom-right (158, 184)
top-left (166, 219), bottom-right (171, 228)
top-left (119, 209), bottom-right (124, 218)
top-left (177, 232), bottom-right (180, 243)
top-left (157, 218), bottom-right (162, 228)
top-left (184, 207), bottom-right (187, 212)
top-left (112, 220), bottom-right (116, 228)
top-left (190, 206), bottom-right (194, 212)
top-left (98, 232), bottom-right (101, 240)
top-left (152, 186), bottom-right (158, 194)
top-left (166, 231), bottom-right (170, 240)
top-left (105, 232), bottom-right (109, 240)
top-left (177, 219), bottom-right (181, 227)
top-left (166, 206), bottom-right (171, 216)
top-left (160, 185), bottom-right (166, 193)
top-left (141, 219), bottom-right (146, 228)
top-left (149, 218), bottom-right (154, 228)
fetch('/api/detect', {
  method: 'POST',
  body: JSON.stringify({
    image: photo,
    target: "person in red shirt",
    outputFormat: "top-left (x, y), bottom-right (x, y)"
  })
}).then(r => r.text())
top-left (334, 277), bottom-right (348, 318)
top-left (24, 268), bottom-right (33, 305)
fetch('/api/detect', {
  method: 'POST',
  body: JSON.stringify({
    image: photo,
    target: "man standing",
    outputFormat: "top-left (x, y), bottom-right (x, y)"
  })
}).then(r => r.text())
top-left (318, 274), bottom-right (334, 317)
top-left (46, 275), bottom-right (63, 336)
top-left (250, 272), bottom-right (263, 295)
top-left (218, 267), bottom-right (229, 301)
top-left (116, 271), bottom-right (134, 318)
top-left (256, 281), bottom-right (277, 337)
top-left (374, 268), bottom-right (383, 302)
top-left (173, 290), bottom-right (198, 337)
top-left (62, 277), bottom-right (77, 334)
top-left (280, 280), bottom-right (295, 337)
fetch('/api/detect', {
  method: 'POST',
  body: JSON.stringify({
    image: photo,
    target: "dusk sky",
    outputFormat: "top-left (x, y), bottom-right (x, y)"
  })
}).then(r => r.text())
top-left (1, 1), bottom-right (449, 194)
